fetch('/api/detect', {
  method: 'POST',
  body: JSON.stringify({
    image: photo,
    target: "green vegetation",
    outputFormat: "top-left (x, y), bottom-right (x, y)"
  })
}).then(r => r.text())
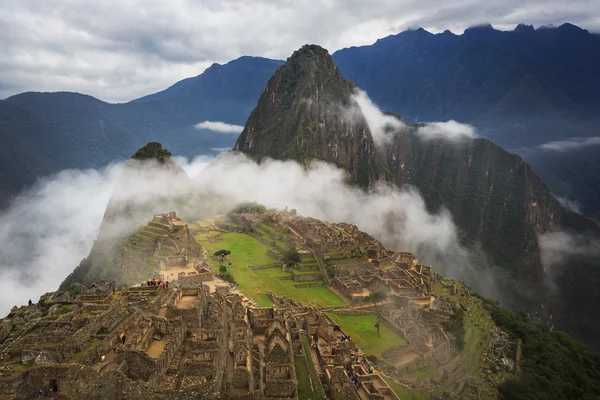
top-left (254, 268), bottom-right (344, 307)
top-left (295, 356), bottom-right (313, 399)
top-left (56, 304), bottom-right (72, 315)
top-left (408, 366), bottom-right (437, 379)
top-left (229, 202), bottom-right (266, 215)
top-left (131, 141), bottom-right (172, 163)
top-left (364, 291), bottom-right (387, 337)
top-left (196, 231), bottom-right (344, 307)
top-left (474, 295), bottom-right (600, 400)
top-left (301, 333), bottom-right (327, 399)
top-left (382, 376), bottom-right (429, 400)
top-left (198, 232), bottom-right (275, 267)
top-left (441, 306), bottom-right (466, 351)
top-left (327, 313), bottom-right (406, 355)
top-left (282, 247), bottom-right (301, 268)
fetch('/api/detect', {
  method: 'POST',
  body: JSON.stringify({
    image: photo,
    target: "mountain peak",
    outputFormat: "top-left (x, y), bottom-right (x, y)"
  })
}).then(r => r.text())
top-left (514, 23), bottom-right (534, 33)
top-left (131, 141), bottom-right (172, 163)
top-left (233, 45), bottom-right (385, 188)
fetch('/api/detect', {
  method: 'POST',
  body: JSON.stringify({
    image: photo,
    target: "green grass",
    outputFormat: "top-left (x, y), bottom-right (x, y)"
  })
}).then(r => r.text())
top-left (292, 269), bottom-right (322, 275)
top-left (408, 365), bottom-right (437, 379)
top-left (295, 357), bottom-right (313, 399)
top-left (198, 232), bottom-right (276, 266)
top-left (196, 232), bottom-right (344, 308)
top-left (326, 313), bottom-right (406, 355)
top-left (254, 268), bottom-right (344, 307)
top-left (382, 376), bottom-right (429, 400)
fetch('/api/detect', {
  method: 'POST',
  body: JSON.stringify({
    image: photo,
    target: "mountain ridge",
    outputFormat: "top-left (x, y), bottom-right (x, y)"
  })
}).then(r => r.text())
top-left (232, 44), bottom-right (600, 349)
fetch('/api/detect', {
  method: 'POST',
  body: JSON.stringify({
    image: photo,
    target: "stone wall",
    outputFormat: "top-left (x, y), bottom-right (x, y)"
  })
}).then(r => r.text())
top-left (247, 264), bottom-right (277, 270)
top-left (293, 282), bottom-right (324, 288)
top-left (292, 272), bottom-right (322, 282)
top-left (266, 249), bottom-right (280, 259)
top-left (233, 366), bottom-right (251, 389)
top-left (264, 379), bottom-right (297, 398)
top-left (0, 320), bottom-right (12, 343)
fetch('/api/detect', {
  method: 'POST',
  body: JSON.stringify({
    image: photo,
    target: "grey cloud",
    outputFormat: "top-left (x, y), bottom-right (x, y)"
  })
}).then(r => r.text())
top-left (1, 0), bottom-right (599, 102)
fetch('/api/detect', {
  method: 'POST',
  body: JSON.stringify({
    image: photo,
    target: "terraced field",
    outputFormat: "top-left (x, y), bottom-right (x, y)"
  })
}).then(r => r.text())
top-left (194, 226), bottom-right (345, 308)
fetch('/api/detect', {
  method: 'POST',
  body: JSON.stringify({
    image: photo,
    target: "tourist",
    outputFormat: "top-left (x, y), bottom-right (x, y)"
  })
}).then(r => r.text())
top-left (38, 389), bottom-right (44, 398)
top-left (122, 334), bottom-right (126, 345)
top-left (166, 281), bottom-right (169, 288)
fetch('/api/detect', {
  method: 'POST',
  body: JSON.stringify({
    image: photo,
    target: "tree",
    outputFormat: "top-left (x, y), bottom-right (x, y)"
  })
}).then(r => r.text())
top-left (214, 249), bottom-right (231, 266)
top-left (365, 291), bottom-right (387, 337)
top-left (282, 247), bottom-right (301, 268)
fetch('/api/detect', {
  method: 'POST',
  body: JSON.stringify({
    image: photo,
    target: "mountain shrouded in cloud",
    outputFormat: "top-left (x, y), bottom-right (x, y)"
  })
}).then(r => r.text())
top-left (232, 44), bottom-right (600, 348)
top-left (2, 24), bottom-right (600, 218)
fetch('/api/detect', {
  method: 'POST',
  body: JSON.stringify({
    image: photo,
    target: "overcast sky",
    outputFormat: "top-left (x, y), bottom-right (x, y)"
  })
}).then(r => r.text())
top-left (1, 0), bottom-right (599, 102)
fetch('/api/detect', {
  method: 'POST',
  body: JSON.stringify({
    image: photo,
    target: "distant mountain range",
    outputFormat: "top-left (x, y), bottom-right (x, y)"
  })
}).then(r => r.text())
top-left (1, 23), bottom-right (599, 216)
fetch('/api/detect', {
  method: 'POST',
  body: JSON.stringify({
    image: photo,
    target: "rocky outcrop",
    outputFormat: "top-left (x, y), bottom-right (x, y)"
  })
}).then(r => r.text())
top-left (234, 45), bottom-right (387, 189)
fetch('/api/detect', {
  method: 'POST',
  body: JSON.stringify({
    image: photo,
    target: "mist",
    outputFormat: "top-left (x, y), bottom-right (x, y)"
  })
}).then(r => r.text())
top-left (0, 150), bottom-right (503, 316)
top-left (0, 92), bottom-right (498, 317)
top-left (540, 231), bottom-right (600, 280)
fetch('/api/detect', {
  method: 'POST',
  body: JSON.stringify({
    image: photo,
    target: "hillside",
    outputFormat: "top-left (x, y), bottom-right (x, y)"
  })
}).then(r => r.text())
top-left (0, 57), bottom-right (282, 207)
top-left (332, 23), bottom-right (600, 216)
top-left (61, 212), bottom-right (203, 288)
top-left (61, 142), bottom-right (202, 288)
top-left (233, 44), bottom-right (600, 349)
top-left (3, 24), bottom-right (600, 216)
top-left (3, 209), bottom-right (599, 400)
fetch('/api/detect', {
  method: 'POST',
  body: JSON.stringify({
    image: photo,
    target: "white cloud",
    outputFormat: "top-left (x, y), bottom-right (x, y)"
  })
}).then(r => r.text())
top-left (540, 231), bottom-right (600, 282)
top-left (556, 196), bottom-right (581, 213)
top-left (417, 120), bottom-right (477, 140)
top-left (351, 89), bottom-right (406, 146)
top-left (0, 151), bottom-right (503, 316)
top-left (538, 136), bottom-right (600, 152)
top-left (195, 120), bottom-right (244, 134)
top-left (1, 1), bottom-right (599, 101)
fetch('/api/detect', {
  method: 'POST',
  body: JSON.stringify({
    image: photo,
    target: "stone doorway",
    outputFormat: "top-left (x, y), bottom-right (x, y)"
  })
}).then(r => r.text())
top-left (48, 378), bottom-right (59, 392)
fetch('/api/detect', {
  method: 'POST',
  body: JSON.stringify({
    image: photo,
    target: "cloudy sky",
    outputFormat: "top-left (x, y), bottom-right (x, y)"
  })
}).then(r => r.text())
top-left (1, 0), bottom-right (599, 102)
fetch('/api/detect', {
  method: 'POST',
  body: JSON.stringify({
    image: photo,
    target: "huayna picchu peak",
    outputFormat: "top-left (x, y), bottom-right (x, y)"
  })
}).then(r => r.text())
top-left (234, 45), bottom-right (387, 189)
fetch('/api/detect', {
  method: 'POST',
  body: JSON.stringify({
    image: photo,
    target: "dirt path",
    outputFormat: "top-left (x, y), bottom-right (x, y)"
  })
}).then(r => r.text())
top-left (146, 336), bottom-right (168, 358)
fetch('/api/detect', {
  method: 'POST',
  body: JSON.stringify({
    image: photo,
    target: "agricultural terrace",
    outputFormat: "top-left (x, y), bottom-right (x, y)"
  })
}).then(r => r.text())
top-left (193, 221), bottom-right (345, 308)
top-left (326, 313), bottom-right (406, 355)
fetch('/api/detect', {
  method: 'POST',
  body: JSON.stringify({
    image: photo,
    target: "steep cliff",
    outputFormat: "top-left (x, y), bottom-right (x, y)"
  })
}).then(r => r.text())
top-left (234, 45), bottom-right (387, 189)
top-left (233, 45), bottom-right (599, 309)
top-left (386, 125), bottom-right (563, 280)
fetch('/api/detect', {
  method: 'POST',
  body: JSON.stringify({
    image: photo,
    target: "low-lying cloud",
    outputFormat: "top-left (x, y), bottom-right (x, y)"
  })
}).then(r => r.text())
top-left (350, 90), bottom-right (477, 145)
top-left (556, 196), bottom-right (582, 214)
top-left (0, 149), bottom-right (502, 316)
top-left (417, 120), bottom-right (477, 140)
top-left (540, 231), bottom-right (600, 272)
top-left (538, 136), bottom-right (600, 152)
top-left (195, 120), bottom-right (245, 134)
top-left (351, 89), bottom-right (406, 146)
